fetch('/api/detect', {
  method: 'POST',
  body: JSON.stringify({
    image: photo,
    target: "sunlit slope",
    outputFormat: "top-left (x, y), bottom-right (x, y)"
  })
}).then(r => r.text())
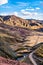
top-left (34, 44), bottom-right (43, 58)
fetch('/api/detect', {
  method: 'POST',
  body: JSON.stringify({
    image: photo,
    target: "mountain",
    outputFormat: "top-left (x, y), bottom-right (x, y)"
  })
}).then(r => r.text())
top-left (0, 15), bottom-right (43, 30)
top-left (0, 15), bottom-right (43, 61)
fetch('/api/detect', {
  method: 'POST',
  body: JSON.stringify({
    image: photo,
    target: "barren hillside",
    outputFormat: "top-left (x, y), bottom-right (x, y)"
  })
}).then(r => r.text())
top-left (0, 15), bottom-right (43, 61)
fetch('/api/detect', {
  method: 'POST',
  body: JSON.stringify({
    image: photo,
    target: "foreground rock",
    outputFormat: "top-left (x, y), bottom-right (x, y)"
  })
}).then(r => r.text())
top-left (0, 56), bottom-right (31, 65)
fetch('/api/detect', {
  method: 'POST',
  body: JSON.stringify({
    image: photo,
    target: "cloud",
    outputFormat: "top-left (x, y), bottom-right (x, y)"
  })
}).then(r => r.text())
top-left (0, 12), bottom-right (19, 16)
top-left (21, 9), bottom-right (38, 16)
top-left (26, 7), bottom-right (40, 11)
top-left (20, 12), bottom-right (43, 20)
top-left (0, 13), bottom-right (8, 16)
top-left (36, 7), bottom-right (40, 10)
top-left (13, 12), bottom-right (18, 16)
top-left (20, 9), bottom-right (43, 20)
top-left (21, 10), bottom-right (32, 15)
top-left (0, 0), bottom-right (8, 5)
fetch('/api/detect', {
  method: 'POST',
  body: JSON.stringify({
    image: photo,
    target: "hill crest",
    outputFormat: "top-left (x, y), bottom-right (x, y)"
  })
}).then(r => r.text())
top-left (0, 15), bottom-right (43, 30)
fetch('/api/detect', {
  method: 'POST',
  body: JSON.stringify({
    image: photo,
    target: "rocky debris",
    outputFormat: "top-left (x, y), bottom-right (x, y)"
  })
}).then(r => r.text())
top-left (0, 56), bottom-right (31, 65)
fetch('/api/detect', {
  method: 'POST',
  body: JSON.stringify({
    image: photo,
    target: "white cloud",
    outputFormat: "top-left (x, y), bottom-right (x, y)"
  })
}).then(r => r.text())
top-left (36, 7), bottom-right (40, 10)
top-left (21, 9), bottom-right (38, 16)
top-left (13, 12), bottom-right (18, 16)
top-left (33, 12), bottom-right (38, 15)
top-left (0, 12), bottom-right (19, 16)
top-left (0, 0), bottom-right (8, 5)
top-left (26, 7), bottom-right (40, 11)
top-left (0, 13), bottom-right (8, 16)
top-left (21, 10), bottom-right (32, 15)
top-left (20, 12), bottom-right (43, 20)
top-left (20, 9), bottom-right (43, 20)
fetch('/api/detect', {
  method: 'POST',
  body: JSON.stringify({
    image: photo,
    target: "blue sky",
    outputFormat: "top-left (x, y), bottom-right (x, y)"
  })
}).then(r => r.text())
top-left (0, 0), bottom-right (43, 20)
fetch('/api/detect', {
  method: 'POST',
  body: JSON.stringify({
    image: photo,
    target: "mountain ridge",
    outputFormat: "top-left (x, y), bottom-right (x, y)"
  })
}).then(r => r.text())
top-left (0, 15), bottom-right (43, 30)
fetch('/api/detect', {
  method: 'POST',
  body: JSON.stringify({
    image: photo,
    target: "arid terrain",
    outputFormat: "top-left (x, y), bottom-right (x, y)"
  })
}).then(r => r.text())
top-left (0, 15), bottom-right (43, 65)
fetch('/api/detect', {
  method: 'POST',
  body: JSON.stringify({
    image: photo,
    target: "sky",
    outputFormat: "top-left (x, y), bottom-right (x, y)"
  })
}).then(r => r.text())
top-left (0, 0), bottom-right (43, 20)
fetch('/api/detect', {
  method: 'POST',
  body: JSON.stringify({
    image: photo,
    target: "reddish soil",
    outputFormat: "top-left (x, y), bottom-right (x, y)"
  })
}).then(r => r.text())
top-left (0, 56), bottom-right (31, 65)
